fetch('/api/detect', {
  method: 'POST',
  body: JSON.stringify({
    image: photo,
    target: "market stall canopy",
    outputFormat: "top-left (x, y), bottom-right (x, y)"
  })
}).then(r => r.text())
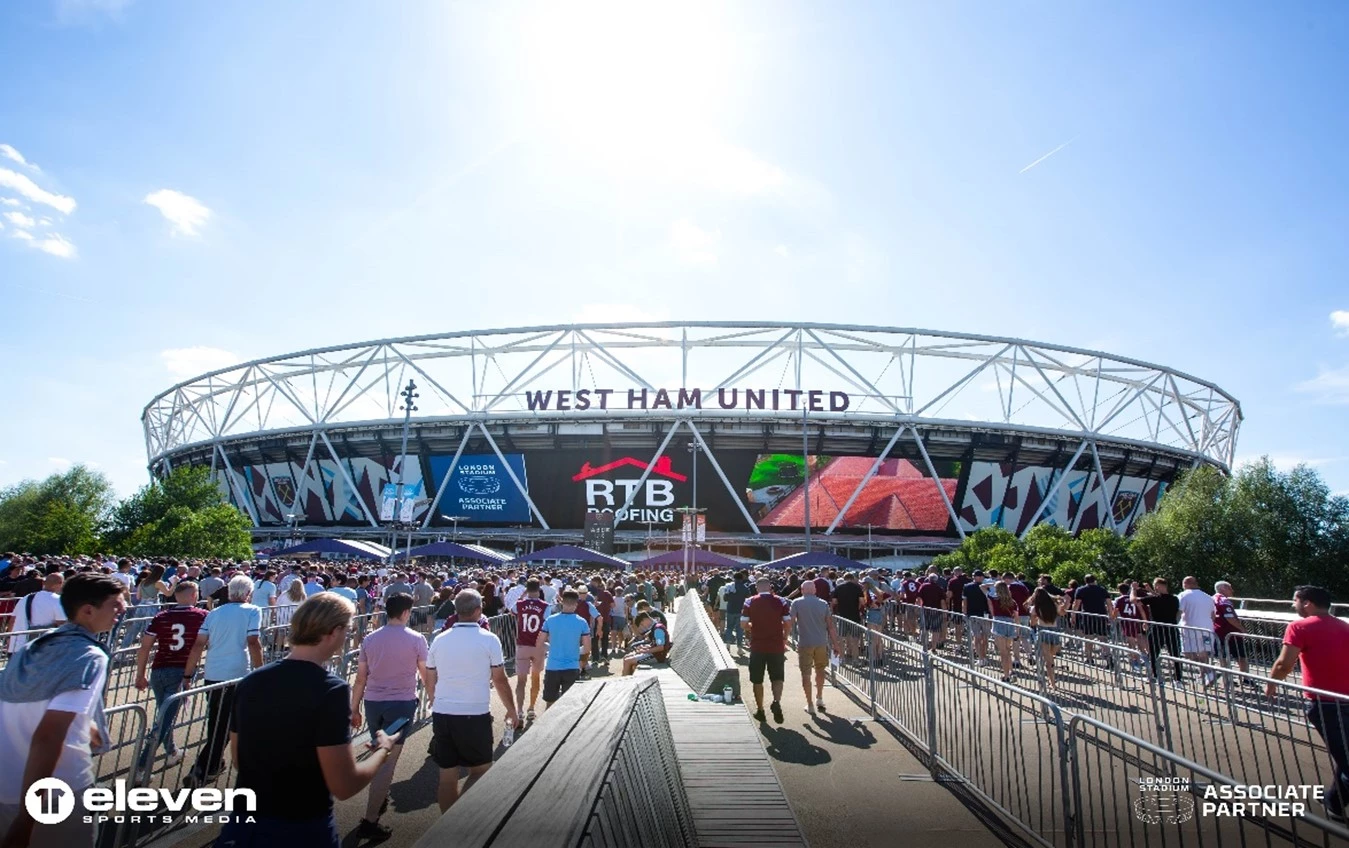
top-left (633, 548), bottom-right (749, 570)
top-left (760, 550), bottom-right (869, 571)
top-left (270, 538), bottom-right (391, 560)
top-left (402, 542), bottom-right (513, 562)
top-left (508, 544), bottom-right (629, 570)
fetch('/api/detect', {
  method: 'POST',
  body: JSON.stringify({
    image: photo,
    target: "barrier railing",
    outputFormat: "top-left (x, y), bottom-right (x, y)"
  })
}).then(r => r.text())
top-left (1068, 714), bottom-right (1348, 848)
top-left (829, 615), bottom-right (1349, 847)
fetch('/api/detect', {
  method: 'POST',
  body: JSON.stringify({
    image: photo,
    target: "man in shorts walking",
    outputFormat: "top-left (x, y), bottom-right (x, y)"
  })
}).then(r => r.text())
top-left (513, 579), bottom-right (550, 725)
top-left (791, 580), bottom-right (839, 714)
top-left (425, 590), bottom-right (517, 812)
top-left (539, 590), bottom-right (591, 709)
top-left (742, 576), bottom-right (792, 724)
top-left (349, 592), bottom-right (431, 839)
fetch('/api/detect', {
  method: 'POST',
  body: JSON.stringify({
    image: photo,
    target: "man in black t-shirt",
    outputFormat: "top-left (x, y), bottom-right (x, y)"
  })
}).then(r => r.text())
top-left (961, 570), bottom-right (992, 664)
top-left (706, 573), bottom-right (727, 629)
top-left (217, 594), bottom-right (394, 847)
top-left (1139, 577), bottom-right (1184, 680)
top-left (1070, 574), bottom-right (1111, 663)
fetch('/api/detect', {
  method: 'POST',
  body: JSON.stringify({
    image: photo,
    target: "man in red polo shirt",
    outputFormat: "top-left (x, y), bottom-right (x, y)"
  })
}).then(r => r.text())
top-left (741, 576), bottom-right (792, 725)
top-left (916, 575), bottom-right (948, 650)
top-left (1269, 585), bottom-right (1349, 822)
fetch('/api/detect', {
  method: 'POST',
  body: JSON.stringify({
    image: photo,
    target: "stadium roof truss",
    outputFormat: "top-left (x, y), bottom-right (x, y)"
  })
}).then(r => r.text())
top-left (143, 323), bottom-right (1241, 537)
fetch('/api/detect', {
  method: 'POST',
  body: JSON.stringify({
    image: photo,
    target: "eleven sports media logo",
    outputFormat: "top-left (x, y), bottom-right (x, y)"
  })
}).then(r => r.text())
top-left (26, 777), bottom-right (256, 826)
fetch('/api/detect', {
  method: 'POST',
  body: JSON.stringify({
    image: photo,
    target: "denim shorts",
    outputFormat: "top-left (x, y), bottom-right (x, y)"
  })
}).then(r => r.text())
top-left (1036, 626), bottom-right (1062, 646)
top-left (866, 608), bottom-right (885, 625)
top-left (365, 699), bottom-right (417, 744)
top-left (991, 616), bottom-right (1019, 639)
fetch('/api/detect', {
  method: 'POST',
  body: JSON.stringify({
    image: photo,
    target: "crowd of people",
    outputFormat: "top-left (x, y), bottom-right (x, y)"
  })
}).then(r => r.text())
top-left (1, 549), bottom-right (1347, 843)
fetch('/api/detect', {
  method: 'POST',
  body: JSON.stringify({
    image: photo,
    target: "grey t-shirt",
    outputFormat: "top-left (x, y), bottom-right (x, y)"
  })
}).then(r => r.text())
top-left (791, 595), bottom-right (833, 649)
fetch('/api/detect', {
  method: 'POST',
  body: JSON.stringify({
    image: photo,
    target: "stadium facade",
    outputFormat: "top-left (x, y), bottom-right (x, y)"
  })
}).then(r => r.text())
top-left (141, 323), bottom-right (1241, 554)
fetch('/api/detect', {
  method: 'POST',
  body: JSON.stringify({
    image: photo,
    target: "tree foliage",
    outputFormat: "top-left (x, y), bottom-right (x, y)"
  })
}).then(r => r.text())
top-left (927, 457), bottom-right (1349, 600)
top-left (0, 465), bottom-right (116, 555)
top-left (105, 467), bottom-right (253, 559)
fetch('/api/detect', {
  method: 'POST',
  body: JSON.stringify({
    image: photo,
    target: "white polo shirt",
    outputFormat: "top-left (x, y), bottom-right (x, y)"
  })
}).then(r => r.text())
top-left (426, 622), bottom-right (504, 716)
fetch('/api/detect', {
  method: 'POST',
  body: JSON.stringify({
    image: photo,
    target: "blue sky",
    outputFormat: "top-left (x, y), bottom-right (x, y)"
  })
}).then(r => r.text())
top-left (1, 0), bottom-right (1347, 498)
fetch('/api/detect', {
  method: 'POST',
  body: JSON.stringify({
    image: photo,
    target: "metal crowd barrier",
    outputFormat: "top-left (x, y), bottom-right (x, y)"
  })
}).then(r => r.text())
top-left (830, 614), bottom-right (1349, 847)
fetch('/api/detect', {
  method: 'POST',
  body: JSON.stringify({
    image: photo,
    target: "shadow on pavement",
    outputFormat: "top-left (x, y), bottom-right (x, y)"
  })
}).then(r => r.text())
top-left (804, 713), bottom-right (878, 749)
top-left (760, 724), bottom-right (832, 766)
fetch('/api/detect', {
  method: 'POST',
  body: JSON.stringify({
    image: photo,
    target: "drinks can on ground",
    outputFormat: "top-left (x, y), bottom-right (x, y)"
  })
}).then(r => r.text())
top-left (723, 685), bottom-right (734, 703)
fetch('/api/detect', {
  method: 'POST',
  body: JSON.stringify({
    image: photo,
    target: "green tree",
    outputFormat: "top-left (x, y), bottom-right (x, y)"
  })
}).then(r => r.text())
top-left (106, 467), bottom-right (253, 560)
top-left (0, 465), bottom-right (115, 555)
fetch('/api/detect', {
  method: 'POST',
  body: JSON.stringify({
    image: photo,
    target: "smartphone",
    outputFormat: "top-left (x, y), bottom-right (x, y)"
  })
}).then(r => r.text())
top-left (383, 717), bottom-right (409, 738)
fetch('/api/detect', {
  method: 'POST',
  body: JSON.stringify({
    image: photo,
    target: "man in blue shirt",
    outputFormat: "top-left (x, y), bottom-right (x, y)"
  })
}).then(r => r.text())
top-left (539, 590), bottom-right (591, 710)
top-left (181, 575), bottom-right (264, 786)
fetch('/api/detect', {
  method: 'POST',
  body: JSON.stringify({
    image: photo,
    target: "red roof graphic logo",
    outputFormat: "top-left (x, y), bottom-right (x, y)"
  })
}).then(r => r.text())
top-left (572, 456), bottom-right (688, 483)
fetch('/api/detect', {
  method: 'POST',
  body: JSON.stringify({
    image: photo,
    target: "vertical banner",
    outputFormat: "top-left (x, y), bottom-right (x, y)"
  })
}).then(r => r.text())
top-left (681, 513), bottom-right (693, 543)
top-left (695, 514), bottom-right (706, 543)
top-left (379, 484), bottom-right (398, 522)
top-left (583, 511), bottom-right (616, 553)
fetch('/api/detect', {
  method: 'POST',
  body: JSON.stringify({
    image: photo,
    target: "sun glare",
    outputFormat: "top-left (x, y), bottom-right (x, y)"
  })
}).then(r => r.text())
top-left (519, 2), bottom-right (742, 179)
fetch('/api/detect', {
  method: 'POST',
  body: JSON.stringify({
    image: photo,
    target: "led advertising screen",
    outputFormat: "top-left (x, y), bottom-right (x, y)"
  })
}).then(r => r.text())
top-left (748, 454), bottom-right (960, 533)
top-left (427, 453), bottom-right (532, 523)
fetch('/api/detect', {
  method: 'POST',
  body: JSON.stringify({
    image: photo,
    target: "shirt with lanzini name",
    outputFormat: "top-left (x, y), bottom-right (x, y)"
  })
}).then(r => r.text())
top-left (427, 623), bottom-right (504, 715)
top-left (147, 605), bottom-right (208, 669)
top-left (359, 623), bottom-right (429, 702)
top-left (1283, 615), bottom-right (1349, 698)
top-left (231, 659), bottom-right (350, 819)
top-left (541, 612), bottom-right (590, 671)
top-left (0, 651), bottom-right (106, 800)
top-left (514, 598), bottom-right (550, 648)
top-left (198, 601), bottom-right (262, 681)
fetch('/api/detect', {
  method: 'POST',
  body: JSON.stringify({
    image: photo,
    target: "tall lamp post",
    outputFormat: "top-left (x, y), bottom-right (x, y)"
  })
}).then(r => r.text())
top-left (802, 401), bottom-right (812, 552)
top-left (285, 513), bottom-right (301, 550)
top-left (391, 379), bottom-right (418, 565)
top-left (685, 440), bottom-right (704, 572)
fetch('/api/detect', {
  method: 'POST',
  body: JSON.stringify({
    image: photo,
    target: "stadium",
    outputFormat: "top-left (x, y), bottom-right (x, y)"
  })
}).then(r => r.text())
top-left (140, 322), bottom-right (1241, 557)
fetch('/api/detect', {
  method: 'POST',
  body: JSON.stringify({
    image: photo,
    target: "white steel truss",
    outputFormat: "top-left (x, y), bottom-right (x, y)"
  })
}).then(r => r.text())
top-left (143, 323), bottom-right (1241, 475)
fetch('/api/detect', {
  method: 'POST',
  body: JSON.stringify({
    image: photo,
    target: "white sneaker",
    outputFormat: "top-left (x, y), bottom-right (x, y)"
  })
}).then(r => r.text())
top-left (816, 699), bottom-right (826, 712)
top-left (165, 751), bottom-right (185, 769)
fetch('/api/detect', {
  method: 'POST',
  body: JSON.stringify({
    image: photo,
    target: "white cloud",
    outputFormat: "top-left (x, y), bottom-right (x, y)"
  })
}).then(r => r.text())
top-left (0, 168), bottom-right (75, 214)
top-left (144, 189), bottom-right (211, 236)
top-left (48, 457), bottom-right (71, 469)
top-left (33, 233), bottom-right (76, 258)
top-left (10, 229), bottom-right (33, 242)
top-left (4, 211), bottom-right (35, 228)
top-left (0, 144), bottom-right (37, 171)
top-left (0, 198), bottom-right (19, 206)
top-left (1295, 366), bottom-right (1349, 405)
top-left (669, 218), bottom-right (720, 265)
top-left (1332, 310), bottom-right (1349, 336)
top-left (161, 346), bottom-right (240, 377)
top-left (774, 244), bottom-right (791, 258)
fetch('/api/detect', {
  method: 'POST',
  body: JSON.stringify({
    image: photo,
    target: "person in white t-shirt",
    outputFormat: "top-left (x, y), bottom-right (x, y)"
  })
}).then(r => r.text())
top-left (111, 560), bottom-right (135, 597)
top-left (7, 574), bottom-right (66, 654)
top-left (0, 573), bottom-right (127, 848)
top-left (1177, 575), bottom-right (1217, 664)
top-left (424, 590), bottom-right (516, 812)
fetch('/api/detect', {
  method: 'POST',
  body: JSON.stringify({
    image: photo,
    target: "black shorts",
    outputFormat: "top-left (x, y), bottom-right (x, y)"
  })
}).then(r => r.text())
top-left (430, 713), bottom-right (494, 769)
top-left (1082, 616), bottom-right (1108, 637)
top-left (748, 651), bottom-right (786, 685)
top-left (542, 669), bottom-right (581, 703)
top-left (1223, 635), bottom-right (1247, 660)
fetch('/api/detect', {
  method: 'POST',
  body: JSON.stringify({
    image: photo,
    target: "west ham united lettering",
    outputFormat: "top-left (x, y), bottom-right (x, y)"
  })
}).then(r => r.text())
top-left (524, 387), bottom-right (852, 412)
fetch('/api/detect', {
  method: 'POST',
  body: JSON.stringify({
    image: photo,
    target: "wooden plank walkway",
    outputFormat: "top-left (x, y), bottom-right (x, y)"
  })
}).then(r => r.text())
top-left (649, 664), bottom-right (808, 847)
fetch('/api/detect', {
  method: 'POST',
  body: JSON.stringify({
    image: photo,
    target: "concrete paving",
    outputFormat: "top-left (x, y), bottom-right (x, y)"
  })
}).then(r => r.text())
top-left (719, 646), bottom-right (1014, 848)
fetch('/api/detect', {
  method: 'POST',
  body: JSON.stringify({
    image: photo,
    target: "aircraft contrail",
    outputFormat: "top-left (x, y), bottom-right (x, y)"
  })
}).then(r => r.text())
top-left (1019, 136), bottom-right (1077, 174)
